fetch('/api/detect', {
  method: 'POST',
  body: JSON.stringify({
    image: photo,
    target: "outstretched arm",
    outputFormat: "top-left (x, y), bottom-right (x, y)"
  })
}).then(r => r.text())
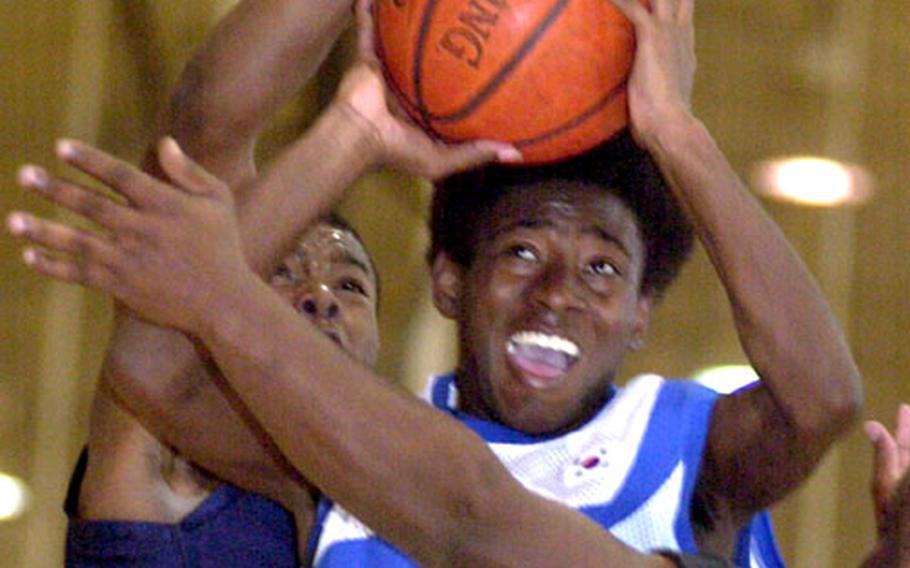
top-left (145, 0), bottom-right (353, 183)
top-left (609, 0), bottom-right (861, 525)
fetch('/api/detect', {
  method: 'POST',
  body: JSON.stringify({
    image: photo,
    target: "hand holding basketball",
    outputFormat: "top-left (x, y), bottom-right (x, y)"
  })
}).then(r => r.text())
top-left (374, 0), bottom-right (644, 163)
top-left (333, 0), bottom-right (520, 180)
top-left (608, 0), bottom-right (696, 143)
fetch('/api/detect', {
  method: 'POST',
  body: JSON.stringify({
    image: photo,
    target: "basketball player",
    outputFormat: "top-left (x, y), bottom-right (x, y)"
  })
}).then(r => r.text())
top-left (64, 215), bottom-right (380, 566)
top-left (60, 1), bottom-right (382, 564)
top-left (10, 0), bottom-right (860, 565)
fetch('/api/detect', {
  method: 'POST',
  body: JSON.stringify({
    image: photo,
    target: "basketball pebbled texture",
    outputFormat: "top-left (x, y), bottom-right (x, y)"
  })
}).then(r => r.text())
top-left (374, 0), bottom-right (638, 164)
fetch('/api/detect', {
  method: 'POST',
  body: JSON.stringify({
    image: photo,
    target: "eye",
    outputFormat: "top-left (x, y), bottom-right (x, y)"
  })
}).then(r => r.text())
top-left (507, 244), bottom-right (538, 262)
top-left (339, 278), bottom-right (368, 297)
top-left (271, 263), bottom-right (295, 284)
top-left (588, 259), bottom-right (619, 277)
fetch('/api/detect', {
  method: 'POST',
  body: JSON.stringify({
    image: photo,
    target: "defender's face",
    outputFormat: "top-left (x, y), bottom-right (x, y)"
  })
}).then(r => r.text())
top-left (270, 223), bottom-right (379, 367)
top-left (435, 182), bottom-right (651, 434)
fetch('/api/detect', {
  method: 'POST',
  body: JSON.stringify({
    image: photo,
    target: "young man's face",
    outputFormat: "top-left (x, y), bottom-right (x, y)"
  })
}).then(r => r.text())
top-left (433, 182), bottom-right (651, 434)
top-left (270, 222), bottom-right (380, 367)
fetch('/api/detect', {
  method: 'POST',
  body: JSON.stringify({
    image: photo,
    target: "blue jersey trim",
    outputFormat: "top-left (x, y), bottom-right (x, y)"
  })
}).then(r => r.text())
top-left (430, 373), bottom-right (617, 445)
top-left (734, 510), bottom-right (787, 568)
top-left (671, 381), bottom-right (719, 554)
top-left (306, 496), bottom-right (335, 567)
top-left (316, 537), bottom-right (416, 567)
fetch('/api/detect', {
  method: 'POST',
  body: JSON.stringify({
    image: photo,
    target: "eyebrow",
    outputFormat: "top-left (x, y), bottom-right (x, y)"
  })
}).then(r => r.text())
top-left (497, 219), bottom-right (631, 257)
top-left (586, 226), bottom-right (630, 257)
top-left (333, 250), bottom-right (376, 284)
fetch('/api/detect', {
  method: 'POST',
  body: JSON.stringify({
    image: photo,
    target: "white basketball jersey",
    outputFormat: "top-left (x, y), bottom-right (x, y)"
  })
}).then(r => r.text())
top-left (310, 374), bottom-right (785, 567)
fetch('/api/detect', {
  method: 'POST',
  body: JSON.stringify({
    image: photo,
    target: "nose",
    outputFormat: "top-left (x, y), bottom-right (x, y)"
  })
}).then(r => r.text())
top-left (531, 260), bottom-right (583, 313)
top-left (296, 285), bottom-right (340, 320)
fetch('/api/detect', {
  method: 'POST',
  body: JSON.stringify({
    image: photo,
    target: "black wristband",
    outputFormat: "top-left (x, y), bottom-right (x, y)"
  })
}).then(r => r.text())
top-left (656, 550), bottom-right (736, 568)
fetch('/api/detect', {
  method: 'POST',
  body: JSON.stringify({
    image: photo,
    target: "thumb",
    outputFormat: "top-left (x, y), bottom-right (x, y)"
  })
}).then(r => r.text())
top-left (868, 421), bottom-right (900, 487)
top-left (606, 0), bottom-right (648, 25)
top-left (430, 141), bottom-right (522, 179)
top-left (355, 0), bottom-right (380, 66)
top-left (157, 137), bottom-right (223, 196)
top-left (868, 421), bottom-right (901, 529)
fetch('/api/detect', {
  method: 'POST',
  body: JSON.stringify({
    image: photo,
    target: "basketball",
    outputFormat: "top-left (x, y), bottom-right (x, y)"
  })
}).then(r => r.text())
top-left (373, 0), bottom-right (639, 164)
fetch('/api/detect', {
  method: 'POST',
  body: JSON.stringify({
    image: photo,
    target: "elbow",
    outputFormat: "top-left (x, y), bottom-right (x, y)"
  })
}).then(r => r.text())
top-left (792, 364), bottom-right (864, 445)
top-left (100, 344), bottom-right (166, 414)
top-left (828, 366), bottom-right (863, 435)
top-left (817, 354), bottom-right (864, 438)
top-left (100, 328), bottom-right (203, 416)
top-left (160, 61), bottom-right (256, 151)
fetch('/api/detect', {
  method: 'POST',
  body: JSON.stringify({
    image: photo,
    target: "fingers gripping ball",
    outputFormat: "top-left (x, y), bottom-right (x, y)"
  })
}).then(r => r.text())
top-left (374, 0), bottom-right (641, 164)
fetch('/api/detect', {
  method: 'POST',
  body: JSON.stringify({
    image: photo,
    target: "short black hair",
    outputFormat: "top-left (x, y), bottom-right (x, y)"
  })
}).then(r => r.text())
top-left (428, 131), bottom-right (694, 298)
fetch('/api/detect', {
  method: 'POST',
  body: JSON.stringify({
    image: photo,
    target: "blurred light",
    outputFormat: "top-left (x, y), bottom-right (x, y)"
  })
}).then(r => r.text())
top-left (0, 473), bottom-right (30, 521)
top-left (693, 365), bottom-right (759, 395)
top-left (752, 156), bottom-right (873, 207)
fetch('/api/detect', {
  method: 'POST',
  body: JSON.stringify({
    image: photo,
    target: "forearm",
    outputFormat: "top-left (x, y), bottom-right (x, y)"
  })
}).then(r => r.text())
top-left (236, 101), bottom-right (377, 276)
top-left (642, 112), bottom-right (860, 433)
top-left (147, 0), bottom-right (352, 184)
top-left (201, 269), bottom-right (672, 568)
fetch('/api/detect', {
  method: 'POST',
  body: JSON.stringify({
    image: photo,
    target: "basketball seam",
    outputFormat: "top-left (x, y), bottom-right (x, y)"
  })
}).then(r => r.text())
top-left (512, 79), bottom-right (627, 149)
top-left (374, 2), bottom-right (426, 124)
top-left (417, 0), bottom-right (575, 124)
top-left (413, 0), bottom-right (443, 136)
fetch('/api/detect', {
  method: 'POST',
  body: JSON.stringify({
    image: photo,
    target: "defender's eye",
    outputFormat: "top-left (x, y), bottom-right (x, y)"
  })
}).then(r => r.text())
top-left (273, 264), bottom-right (294, 281)
top-left (340, 279), bottom-right (368, 296)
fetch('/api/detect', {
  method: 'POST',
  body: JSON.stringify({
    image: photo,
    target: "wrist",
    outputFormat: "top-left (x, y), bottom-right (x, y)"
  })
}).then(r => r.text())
top-left (195, 268), bottom-right (267, 349)
top-left (633, 108), bottom-right (709, 164)
top-left (633, 105), bottom-right (699, 151)
top-left (319, 100), bottom-right (384, 173)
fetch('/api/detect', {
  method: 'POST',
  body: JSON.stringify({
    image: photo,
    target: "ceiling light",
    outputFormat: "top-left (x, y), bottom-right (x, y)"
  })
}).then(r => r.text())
top-left (0, 473), bottom-right (30, 521)
top-left (751, 156), bottom-right (873, 207)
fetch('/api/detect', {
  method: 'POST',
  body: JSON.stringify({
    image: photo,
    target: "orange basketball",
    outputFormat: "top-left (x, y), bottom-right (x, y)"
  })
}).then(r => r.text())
top-left (373, 0), bottom-right (639, 164)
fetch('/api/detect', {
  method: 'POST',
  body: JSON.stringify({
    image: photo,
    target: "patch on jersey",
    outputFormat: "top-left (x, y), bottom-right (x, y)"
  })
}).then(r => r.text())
top-left (483, 374), bottom-right (663, 506)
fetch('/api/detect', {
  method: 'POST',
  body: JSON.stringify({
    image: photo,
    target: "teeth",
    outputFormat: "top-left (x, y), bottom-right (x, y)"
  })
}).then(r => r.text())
top-left (509, 331), bottom-right (579, 358)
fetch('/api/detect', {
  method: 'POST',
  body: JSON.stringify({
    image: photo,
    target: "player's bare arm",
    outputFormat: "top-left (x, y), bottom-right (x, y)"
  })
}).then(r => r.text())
top-left (610, 0), bottom-right (862, 542)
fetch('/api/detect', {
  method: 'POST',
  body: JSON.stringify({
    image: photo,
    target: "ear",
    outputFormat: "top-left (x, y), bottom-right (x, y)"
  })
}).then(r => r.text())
top-left (629, 295), bottom-right (652, 351)
top-left (430, 252), bottom-right (463, 320)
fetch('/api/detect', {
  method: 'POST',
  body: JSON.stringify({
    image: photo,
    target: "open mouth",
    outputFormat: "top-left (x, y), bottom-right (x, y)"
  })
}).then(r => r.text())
top-left (506, 331), bottom-right (580, 388)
